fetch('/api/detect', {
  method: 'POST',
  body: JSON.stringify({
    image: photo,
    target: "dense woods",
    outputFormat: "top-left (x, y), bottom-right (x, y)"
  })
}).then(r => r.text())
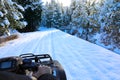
top-left (41, 0), bottom-right (120, 53)
top-left (0, 0), bottom-right (119, 54)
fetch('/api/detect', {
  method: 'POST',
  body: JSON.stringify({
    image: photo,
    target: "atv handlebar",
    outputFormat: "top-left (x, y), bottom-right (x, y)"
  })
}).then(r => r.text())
top-left (19, 53), bottom-right (54, 72)
top-left (19, 53), bottom-right (53, 64)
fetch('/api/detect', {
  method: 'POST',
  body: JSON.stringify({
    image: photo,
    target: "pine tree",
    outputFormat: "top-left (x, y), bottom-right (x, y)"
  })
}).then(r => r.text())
top-left (100, 0), bottom-right (120, 49)
top-left (41, 2), bottom-right (53, 28)
top-left (0, 0), bottom-right (26, 36)
top-left (61, 7), bottom-right (71, 26)
top-left (15, 0), bottom-right (43, 32)
top-left (41, 0), bottom-right (62, 28)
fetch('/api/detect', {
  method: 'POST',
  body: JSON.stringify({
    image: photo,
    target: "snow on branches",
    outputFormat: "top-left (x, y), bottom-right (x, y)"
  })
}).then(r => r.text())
top-left (0, 0), bottom-right (26, 36)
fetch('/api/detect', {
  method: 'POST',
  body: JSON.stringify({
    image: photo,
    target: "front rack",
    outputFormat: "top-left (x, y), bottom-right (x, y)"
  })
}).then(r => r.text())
top-left (19, 53), bottom-right (53, 63)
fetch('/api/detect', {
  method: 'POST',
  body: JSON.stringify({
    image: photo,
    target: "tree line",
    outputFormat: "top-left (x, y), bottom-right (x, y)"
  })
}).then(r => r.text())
top-left (0, 0), bottom-right (119, 53)
top-left (41, 0), bottom-right (120, 53)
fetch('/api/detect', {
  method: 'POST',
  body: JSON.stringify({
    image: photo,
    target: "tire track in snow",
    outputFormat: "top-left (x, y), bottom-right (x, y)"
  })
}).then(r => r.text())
top-left (1, 29), bottom-right (120, 80)
top-left (0, 31), bottom-right (47, 57)
top-left (50, 30), bottom-right (94, 79)
top-left (50, 30), bottom-right (93, 80)
top-left (50, 29), bottom-right (120, 80)
top-left (17, 32), bottom-right (46, 54)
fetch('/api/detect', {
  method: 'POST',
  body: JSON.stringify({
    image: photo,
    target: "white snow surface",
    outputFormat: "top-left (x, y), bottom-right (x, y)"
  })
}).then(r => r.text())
top-left (16, 4), bottom-right (25, 11)
top-left (3, 18), bottom-right (10, 26)
top-left (0, 11), bottom-right (4, 17)
top-left (0, 28), bottom-right (120, 80)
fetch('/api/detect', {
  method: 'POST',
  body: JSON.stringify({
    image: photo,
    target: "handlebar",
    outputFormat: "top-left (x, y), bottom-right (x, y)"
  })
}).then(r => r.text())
top-left (19, 53), bottom-right (53, 63)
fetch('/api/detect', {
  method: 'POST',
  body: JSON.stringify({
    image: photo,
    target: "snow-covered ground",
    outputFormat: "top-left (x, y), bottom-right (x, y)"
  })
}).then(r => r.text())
top-left (0, 28), bottom-right (120, 80)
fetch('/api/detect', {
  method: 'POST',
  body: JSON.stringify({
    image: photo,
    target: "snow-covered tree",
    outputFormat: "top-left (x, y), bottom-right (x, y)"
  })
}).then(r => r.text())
top-left (69, 0), bottom-right (120, 52)
top-left (15, 0), bottom-right (43, 32)
top-left (61, 7), bottom-right (71, 26)
top-left (41, 0), bottom-right (71, 28)
top-left (41, 0), bottom-right (62, 28)
top-left (41, 0), bottom-right (120, 53)
top-left (41, 2), bottom-right (54, 28)
top-left (0, 0), bottom-right (27, 36)
top-left (100, 0), bottom-right (120, 50)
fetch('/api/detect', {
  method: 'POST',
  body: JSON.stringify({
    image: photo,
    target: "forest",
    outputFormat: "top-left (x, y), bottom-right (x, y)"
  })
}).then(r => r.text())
top-left (0, 0), bottom-right (120, 54)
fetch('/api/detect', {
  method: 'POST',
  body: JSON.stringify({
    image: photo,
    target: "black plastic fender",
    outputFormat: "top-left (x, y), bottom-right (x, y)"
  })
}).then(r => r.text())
top-left (52, 60), bottom-right (67, 80)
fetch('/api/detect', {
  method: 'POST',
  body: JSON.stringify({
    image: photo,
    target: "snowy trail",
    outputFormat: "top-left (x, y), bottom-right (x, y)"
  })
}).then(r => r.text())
top-left (0, 28), bottom-right (120, 80)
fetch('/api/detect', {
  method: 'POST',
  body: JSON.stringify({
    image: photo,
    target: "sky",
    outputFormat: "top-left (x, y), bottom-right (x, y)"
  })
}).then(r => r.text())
top-left (42, 0), bottom-right (71, 7)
